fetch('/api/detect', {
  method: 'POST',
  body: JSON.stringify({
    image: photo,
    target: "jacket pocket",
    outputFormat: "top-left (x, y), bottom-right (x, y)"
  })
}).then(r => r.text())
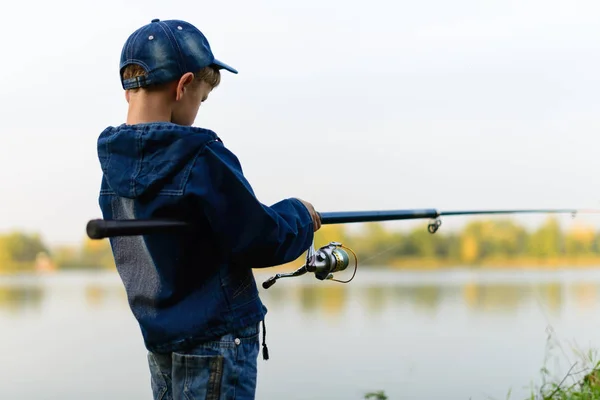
top-left (172, 353), bottom-right (224, 400)
top-left (229, 268), bottom-right (259, 308)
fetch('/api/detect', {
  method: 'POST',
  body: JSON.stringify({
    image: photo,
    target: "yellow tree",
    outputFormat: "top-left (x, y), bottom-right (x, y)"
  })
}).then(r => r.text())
top-left (460, 221), bottom-right (484, 264)
top-left (80, 238), bottom-right (116, 270)
top-left (0, 237), bottom-right (13, 273)
top-left (564, 223), bottom-right (595, 257)
top-left (460, 234), bottom-right (479, 264)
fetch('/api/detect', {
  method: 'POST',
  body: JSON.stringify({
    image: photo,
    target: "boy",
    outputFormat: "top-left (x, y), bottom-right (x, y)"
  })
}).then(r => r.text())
top-left (96, 18), bottom-right (321, 400)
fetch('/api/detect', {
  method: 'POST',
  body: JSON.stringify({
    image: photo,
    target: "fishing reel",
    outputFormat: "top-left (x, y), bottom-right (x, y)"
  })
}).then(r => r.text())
top-left (262, 242), bottom-right (358, 289)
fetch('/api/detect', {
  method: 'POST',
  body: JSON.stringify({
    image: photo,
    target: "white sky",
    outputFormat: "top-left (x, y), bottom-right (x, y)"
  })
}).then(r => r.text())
top-left (2, 0), bottom-right (600, 246)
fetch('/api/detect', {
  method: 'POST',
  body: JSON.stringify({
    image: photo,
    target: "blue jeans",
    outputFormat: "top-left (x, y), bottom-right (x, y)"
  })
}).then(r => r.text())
top-left (147, 323), bottom-right (260, 400)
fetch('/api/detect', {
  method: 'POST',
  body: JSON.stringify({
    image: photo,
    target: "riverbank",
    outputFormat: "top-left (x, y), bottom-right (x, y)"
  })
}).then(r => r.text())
top-left (3, 259), bottom-right (600, 277)
top-left (388, 256), bottom-right (600, 270)
top-left (5, 216), bottom-right (600, 274)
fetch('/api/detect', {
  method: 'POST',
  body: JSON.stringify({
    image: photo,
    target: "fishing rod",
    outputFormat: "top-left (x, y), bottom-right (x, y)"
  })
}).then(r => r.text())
top-left (86, 208), bottom-right (586, 239)
top-left (86, 207), bottom-right (596, 288)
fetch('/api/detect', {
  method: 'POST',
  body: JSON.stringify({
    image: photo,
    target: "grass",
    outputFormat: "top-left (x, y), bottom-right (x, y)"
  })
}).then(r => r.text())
top-left (516, 325), bottom-right (600, 400)
top-left (364, 391), bottom-right (388, 400)
top-left (523, 350), bottom-right (600, 400)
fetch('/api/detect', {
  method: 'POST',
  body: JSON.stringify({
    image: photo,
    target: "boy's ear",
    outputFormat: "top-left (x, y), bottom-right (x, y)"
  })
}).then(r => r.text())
top-left (125, 90), bottom-right (130, 104)
top-left (175, 72), bottom-right (195, 101)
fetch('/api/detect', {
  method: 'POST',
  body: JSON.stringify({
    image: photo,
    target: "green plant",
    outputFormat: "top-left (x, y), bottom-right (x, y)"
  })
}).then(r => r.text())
top-left (364, 390), bottom-right (388, 400)
top-left (515, 326), bottom-right (600, 399)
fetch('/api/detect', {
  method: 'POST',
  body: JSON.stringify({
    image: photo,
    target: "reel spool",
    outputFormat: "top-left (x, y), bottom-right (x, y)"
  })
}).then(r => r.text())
top-left (262, 242), bottom-right (358, 289)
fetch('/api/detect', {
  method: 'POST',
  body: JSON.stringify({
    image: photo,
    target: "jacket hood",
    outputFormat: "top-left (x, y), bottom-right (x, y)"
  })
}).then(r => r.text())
top-left (98, 122), bottom-right (220, 198)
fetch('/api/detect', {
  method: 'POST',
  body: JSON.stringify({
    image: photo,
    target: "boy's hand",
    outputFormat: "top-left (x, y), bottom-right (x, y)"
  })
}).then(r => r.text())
top-left (296, 199), bottom-right (322, 232)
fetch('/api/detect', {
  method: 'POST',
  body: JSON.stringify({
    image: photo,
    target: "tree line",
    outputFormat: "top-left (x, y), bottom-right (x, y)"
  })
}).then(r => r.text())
top-left (1, 216), bottom-right (600, 273)
top-left (313, 216), bottom-right (600, 268)
top-left (0, 232), bottom-right (114, 273)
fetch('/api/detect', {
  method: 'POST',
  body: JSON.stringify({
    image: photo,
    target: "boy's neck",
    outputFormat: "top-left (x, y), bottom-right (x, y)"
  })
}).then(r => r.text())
top-left (126, 93), bottom-right (172, 125)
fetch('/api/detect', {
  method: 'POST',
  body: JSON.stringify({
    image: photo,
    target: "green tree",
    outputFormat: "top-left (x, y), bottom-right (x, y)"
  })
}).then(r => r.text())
top-left (52, 238), bottom-right (115, 270)
top-left (51, 246), bottom-right (81, 270)
top-left (350, 222), bottom-right (400, 266)
top-left (406, 225), bottom-right (436, 258)
top-left (2, 232), bottom-right (48, 263)
top-left (0, 232), bottom-right (49, 272)
top-left (528, 217), bottom-right (563, 259)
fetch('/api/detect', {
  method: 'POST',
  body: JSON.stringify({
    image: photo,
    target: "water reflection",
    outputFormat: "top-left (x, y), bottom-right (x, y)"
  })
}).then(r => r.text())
top-left (0, 286), bottom-right (44, 314)
top-left (364, 286), bottom-right (387, 313)
top-left (296, 285), bottom-right (348, 317)
top-left (570, 283), bottom-right (598, 311)
top-left (3, 272), bottom-right (600, 319)
top-left (84, 284), bottom-right (128, 308)
top-left (387, 285), bottom-right (446, 314)
top-left (321, 285), bottom-right (347, 317)
top-left (462, 284), bottom-right (538, 314)
top-left (406, 285), bottom-right (444, 313)
top-left (260, 279), bottom-right (600, 317)
top-left (537, 283), bottom-right (563, 315)
top-left (297, 285), bottom-right (320, 314)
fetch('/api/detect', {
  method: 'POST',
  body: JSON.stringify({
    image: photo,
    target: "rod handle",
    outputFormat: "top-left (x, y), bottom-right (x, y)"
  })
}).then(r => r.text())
top-left (86, 219), bottom-right (190, 239)
top-left (262, 276), bottom-right (278, 289)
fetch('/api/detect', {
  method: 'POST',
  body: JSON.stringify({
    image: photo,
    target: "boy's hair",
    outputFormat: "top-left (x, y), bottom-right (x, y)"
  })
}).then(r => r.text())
top-left (121, 64), bottom-right (221, 91)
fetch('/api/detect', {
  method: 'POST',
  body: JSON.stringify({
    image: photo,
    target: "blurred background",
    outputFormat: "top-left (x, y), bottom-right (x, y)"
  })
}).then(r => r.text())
top-left (3, 0), bottom-right (600, 399)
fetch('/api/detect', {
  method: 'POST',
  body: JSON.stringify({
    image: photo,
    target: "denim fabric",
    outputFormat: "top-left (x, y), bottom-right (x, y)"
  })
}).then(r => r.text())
top-left (120, 19), bottom-right (237, 91)
top-left (148, 323), bottom-right (260, 400)
top-left (97, 122), bottom-right (314, 354)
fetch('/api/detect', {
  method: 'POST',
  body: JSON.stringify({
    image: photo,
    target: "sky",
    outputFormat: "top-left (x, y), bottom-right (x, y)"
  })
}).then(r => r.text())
top-left (2, 0), bottom-right (600, 246)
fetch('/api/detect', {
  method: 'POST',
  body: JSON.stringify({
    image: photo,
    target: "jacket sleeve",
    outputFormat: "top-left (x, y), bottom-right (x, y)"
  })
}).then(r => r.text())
top-left (185, 140), bottom-right (315, 269)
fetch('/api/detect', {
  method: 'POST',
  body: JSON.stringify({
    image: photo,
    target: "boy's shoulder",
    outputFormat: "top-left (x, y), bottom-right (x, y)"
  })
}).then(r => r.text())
top-left (97, 122), bottom-right (235, 198)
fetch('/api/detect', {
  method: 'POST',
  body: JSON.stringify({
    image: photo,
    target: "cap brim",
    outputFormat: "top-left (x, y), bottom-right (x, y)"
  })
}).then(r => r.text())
top-left (212, 59), bottom-right (238, 74)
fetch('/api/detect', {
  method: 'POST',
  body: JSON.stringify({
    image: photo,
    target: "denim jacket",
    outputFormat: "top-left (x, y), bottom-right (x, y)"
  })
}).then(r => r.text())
top-left (97, 122), bottom-right (314, 353)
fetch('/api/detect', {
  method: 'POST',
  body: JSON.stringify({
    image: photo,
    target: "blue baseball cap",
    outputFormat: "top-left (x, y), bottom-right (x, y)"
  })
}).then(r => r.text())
top-left (120, 18), bottom-right (238, 90)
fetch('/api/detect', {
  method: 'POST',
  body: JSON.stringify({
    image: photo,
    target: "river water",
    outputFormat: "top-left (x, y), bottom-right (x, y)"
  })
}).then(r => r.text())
top-left (2, 267), bottom-right (600, 400)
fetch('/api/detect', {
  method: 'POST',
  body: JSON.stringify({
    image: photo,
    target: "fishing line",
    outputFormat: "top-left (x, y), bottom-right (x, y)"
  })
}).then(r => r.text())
top-left (356, 241), bottom-right (406, 266)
